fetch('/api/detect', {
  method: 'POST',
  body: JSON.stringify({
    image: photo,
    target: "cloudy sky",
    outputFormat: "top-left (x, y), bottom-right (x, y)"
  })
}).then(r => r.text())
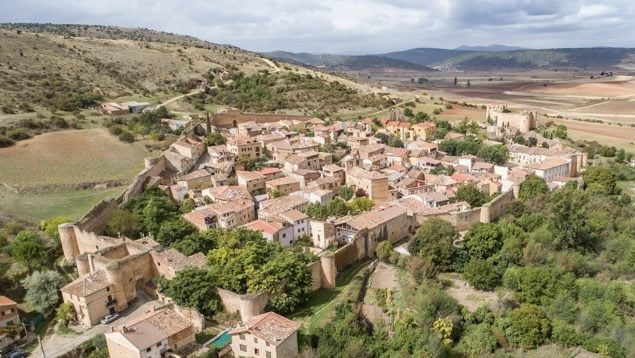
top-left (2, 0), bottom-right (634, 53)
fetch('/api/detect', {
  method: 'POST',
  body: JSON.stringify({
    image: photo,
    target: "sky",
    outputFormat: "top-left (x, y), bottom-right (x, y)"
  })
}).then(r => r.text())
top-left (2, 0), bottom-right (635, 54)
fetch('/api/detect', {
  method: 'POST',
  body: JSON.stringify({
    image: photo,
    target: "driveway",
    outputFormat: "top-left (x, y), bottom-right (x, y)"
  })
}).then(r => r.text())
top-left (32, 292), bottom-right (159, 358)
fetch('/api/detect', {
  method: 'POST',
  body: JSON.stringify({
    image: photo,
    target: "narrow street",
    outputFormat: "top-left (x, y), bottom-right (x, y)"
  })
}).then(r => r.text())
top-left (32, 292), bottom-right (159, 358)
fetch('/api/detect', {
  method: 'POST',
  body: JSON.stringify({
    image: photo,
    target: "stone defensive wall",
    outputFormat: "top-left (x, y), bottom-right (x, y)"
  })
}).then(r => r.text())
top-left (480, 187), bottom-right (517, 224)
top-left (211, 109), bottom-right (314, 128)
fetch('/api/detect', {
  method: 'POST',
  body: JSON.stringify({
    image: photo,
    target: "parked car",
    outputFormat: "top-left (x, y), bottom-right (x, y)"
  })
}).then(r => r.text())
top-left (5, 351), bottom-right (27, 358)
top-left (100, 313), bottom-right (120, 324)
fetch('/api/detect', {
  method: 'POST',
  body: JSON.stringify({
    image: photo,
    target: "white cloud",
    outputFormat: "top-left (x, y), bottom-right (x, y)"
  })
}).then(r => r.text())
top-left (1, 0), bottom-right (634, 52)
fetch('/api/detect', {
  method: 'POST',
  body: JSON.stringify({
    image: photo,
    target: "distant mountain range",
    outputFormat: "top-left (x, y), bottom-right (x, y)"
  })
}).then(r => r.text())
top-left (265, 46), bottom-right (635, 72)
top-left (454, 44), bottom-right (529, 52)
top-left (264, 51), bottom-right (432, 71)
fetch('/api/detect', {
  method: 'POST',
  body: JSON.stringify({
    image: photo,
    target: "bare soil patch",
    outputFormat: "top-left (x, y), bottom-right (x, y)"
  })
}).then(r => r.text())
top-left (523, 80), bottom-right (635, 98)
top-left (369, 262), bottom-right (399, 290)
top-left (443, 276), bottom-right (500, 312)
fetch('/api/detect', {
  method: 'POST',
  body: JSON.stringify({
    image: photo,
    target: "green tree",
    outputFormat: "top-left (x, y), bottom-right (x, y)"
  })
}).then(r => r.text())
top-left (39, 216), bottom-right (70, 241)
top-left (161, 267), bottom-right (221, 316)
top-left (477, 144), bottom-right (508, 165)
top-left (376, 241), bottom-right (395, 263)
top-left (389, 137), bottom-right (404, 148)
top-left (56, 302), bottom-right (75, 326)
top-left (455, 184), bottom-right (487, 207)
top-left (338, 186), bottom-right (354, 201)
top-left (11, 231), bottom-right (46, 272)
top-left (548, 186), bottom-right (590, 250)
top-left (347, 197), bottom-right (374, 213)
top-left (106, 209), bottom-right (142, 239)
top-left (306, 202), bottom-right (328, 220)
top-left (327, 198), bottom-right (349, 217)
top-left (500, 304), bottom-right (550, 349)
top-left (156, 218), bottom-right (197, 246)
top-left (375, 132), bottom-right (389, 144)
top-left (583, 166), bottom-right (618, 195)
top-left (205, 132), bottom-right (226, 146)
top-left (463, 223), bottom-right (503, 261)
top-left (519, 175), bottom-right (549, 200)
top-left (553, 124), bottom-right (568, 139)
top-left (21, 270), bottom-right (64, 313)
top-left (409, 218), bottom-right (457, 271)
top-left (459, 324), bottom-right (496, 355)
top-left (463, 259), bottom-right (500, 290)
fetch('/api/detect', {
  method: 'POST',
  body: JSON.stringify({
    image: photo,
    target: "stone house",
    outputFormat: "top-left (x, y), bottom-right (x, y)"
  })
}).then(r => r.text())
top-left (183, 201), bottom-right (255, 230)
top-left (242, 220), bottom-right (293, 246)
top-left (266, 177), bottom-right (301, 196)
top-left (230, 312), bottom-right (300, 358)
top-left (307, 177), bottom-right (338, 192)
top-left (170, 137), bottom-right (206, 161)
top-left (237, 171), bottom-right (267, 195)
top-left (227, 135), bottom-right (263, 159)
top-left (345, 167), bottom-right (390, 201)
top-left (0, 296), bottom-right (26, 350)
top-left (202, 185), bottom-right (252, 203)
top-left (176, 169), bottom-right (213, 190)
top-left (322, 164), bottom-right (345, 186)
top-left (335, 205), bottom-right (413, 256)
top-left (525, 157), bottom-right (571, 182)
top-left (412, 122), bottom-right (437, 140)
top-left (105, 306), bottom-right (195, 357)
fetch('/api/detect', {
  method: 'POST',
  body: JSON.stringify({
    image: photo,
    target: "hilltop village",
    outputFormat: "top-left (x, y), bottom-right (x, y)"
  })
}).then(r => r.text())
top-left (38, 103), bottom-right (591, 358)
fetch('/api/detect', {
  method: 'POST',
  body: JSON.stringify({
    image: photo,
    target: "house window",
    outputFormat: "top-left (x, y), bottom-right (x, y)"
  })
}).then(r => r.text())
top-left (106, 287), bottom-right (110, 292)
top-left (254, 337), bottom-right (258, 343)
top-left (266, 351), bottom-right (272, 358)
top-left (146, 347), bottom-right (151, 352)
top-left (255, 348), bottom-right (260, 355)
top-left (239, 334), bottom-right (245, 340)
top-left (240, 344), bottom-right (247, 352)
top-left (156, 343), bottom-right (161, 347)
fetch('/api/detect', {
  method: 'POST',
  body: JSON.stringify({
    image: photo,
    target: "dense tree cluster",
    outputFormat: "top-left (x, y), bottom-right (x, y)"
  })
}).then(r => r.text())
top-left (202, 71), bottom-right (391, 114)
top-left (439, 136), bottom-right (508, 165)
top-left (319, 163), bottom-right (635, 357)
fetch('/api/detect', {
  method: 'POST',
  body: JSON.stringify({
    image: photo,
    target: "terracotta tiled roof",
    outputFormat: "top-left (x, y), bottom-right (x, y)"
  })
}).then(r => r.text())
top-left (61, 270), bottom-right (111, 297)
top-left (0, 296), bottom-right (17, 307)
top-left (230, 312), bottom-right (300, 347)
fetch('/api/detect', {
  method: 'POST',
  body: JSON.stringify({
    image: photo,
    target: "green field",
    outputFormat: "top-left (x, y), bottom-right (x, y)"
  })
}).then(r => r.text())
top-left (0, 185), bottom-right (126, 223)
top-left (0, 128), bottom-right (148, 190)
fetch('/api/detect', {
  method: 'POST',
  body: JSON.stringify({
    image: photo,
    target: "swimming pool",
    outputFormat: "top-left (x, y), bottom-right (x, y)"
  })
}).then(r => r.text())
top-left (208, 329), bottom-right (231, 349)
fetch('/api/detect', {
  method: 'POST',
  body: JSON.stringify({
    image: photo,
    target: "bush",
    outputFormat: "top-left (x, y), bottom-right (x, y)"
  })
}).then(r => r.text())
top-left (463, 259), bottom-right (500, 290)
top-left (0, 135), bottom-right (14, 147)
top-left (118, 131), bottom-right (135, 143)
top-left (7, 129), bottom-right (31, 141)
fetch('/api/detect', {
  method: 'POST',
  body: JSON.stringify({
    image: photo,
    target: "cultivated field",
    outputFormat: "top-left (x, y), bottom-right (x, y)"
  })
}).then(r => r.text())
top-left (0, 185), bottom-right (126, 223)
top-left (0, 128), bottom-right (148, 190)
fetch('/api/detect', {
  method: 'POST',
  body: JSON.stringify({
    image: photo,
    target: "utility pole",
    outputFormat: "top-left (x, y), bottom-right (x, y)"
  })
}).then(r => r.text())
top-left (38, 335), bottom-right (46, 358)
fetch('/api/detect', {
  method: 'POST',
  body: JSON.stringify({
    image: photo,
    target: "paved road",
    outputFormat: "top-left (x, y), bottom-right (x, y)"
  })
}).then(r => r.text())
top-left (33, 293), bottom-right (159, 358)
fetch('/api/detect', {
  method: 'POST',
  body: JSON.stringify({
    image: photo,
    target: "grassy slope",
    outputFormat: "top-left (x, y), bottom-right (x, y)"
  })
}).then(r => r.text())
top-left (0, 128), bottom-right (147, 189)
top-left (0, 26), bottom-right (270, 114)
top-left (0, 185), bottom-right (125, 223)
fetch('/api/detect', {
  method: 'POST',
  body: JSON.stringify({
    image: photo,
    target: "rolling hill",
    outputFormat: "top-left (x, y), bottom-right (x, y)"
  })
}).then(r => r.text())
top-left (0, 23), bottom-right (277, 114)
top-left (265, 47), bottom-right (635, 72)
top-left (263, 51), bottom-right (433, 71)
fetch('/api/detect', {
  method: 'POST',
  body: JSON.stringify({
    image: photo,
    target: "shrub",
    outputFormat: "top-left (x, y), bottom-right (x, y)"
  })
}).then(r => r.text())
top-left (118, 131), bottom-right (135, 143)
